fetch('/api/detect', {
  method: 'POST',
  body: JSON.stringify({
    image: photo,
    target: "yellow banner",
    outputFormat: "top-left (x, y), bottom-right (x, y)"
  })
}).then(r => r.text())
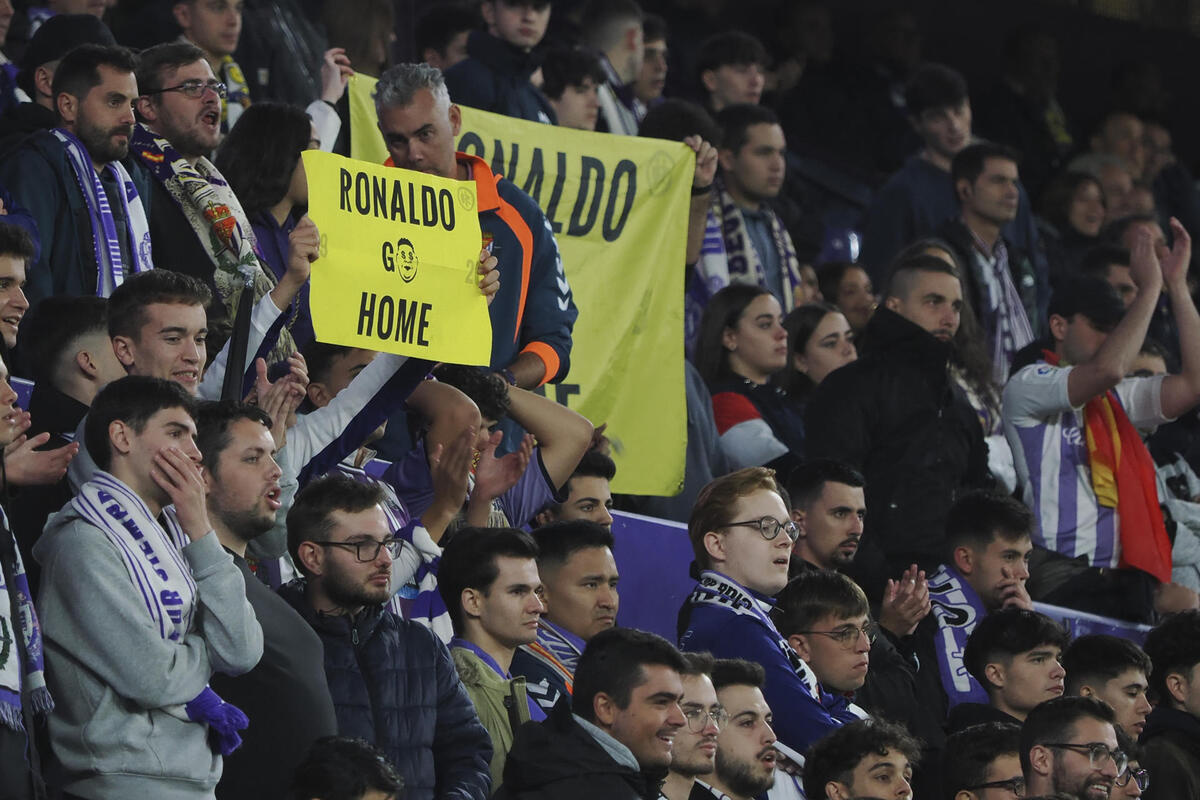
top-left (349, 74), bottom-right (691, 495)
top-left (301, 148), bottom-right (491, 365)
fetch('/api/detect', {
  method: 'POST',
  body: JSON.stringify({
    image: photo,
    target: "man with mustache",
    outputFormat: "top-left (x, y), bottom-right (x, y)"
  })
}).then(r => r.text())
top-left (0, 43), bottom-right (150, 307)
top-left (130, 41), bottom-right (314, 361)
top-left (196, 401), bottom-right (338, 800)
top-left (704, 659), bottom-right (779, 800)
top-left (660, 652), bottom-right (723, 800)
top-left (806, 253), bottom-right (989, 590)
top-left (1021, 696), bottom-right (1123, 800)
top-left (281, 474), bottom-right (492, 800)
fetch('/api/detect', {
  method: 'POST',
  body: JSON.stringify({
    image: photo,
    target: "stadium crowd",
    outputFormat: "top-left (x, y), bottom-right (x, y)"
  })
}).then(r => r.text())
top-left (0, 0), bottom-right (1200, 799)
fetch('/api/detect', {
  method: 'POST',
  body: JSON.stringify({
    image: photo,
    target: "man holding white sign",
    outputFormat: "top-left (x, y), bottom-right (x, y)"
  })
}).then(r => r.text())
top-left (373, 63), bottom-right (576, 390)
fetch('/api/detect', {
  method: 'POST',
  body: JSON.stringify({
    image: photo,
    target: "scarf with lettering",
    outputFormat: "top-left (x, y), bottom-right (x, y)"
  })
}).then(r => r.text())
top-left (687, 570), bottom-right (822, 700)
top-left (53, 128), bottom-right (153, 296)
top-left (1042, 350), bottom-right (1172, 583)
top-left (71, 471), bottom-right (197, 642)
top-left (219, 56), bottom-right (251, 134)
top-left (129, 123), bottom-right (294, 365)
top-left (0, 517), bottom-right (52, 731)
top-left (927, 563), bottom-right (990, 707)
top-left (710, 176), bottom-right (801, 308)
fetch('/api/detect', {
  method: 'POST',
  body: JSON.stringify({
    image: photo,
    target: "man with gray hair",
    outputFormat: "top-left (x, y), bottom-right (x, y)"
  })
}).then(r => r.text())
top-left (375, 63), bottom-right (576, 390)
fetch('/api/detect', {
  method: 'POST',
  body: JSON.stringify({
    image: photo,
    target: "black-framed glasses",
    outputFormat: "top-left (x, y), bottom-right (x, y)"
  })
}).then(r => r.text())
top-left (146, 79), bottom-right (228, 99)
top-left (682, 706), bottom-right (729, 733)
top-left (1042, 742), bottom-right (1128, 776)
top-left (312, 538), bottom-right (403, 562)
top-left (1115, 767), bottom-right (1150, 791)
top-left (794, 622), bottom-right (879, 648)
top-left (964, 777), bottom-right (1025, 796)
top-left (719, 516), bottom-right (799, 542)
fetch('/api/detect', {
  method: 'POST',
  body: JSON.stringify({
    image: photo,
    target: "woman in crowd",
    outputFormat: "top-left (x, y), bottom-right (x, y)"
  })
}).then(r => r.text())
top-left (216, 102), bottom-right (320, 351)
top-left (1037, 170), bottom-right (1106, 285)
top-left (777, 301), bottom-right (857, 410)
top-left (693, 284), bottom-right (805, 470)
top-left (816, 261), bottom-right (876, 340)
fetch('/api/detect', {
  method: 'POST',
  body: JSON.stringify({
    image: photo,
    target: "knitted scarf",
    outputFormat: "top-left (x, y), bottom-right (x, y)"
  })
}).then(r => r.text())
top-left (1042, 350), bottom-right (1172, 583)
top-left (711, 176), bottom-right (801, 308)
top-left (130, 123), bottom-right (294, 365)
top-left (927, 563), bottom-right (990, 707)
top-left (71, 471), bottom-right (197, 641)
top-left (53, 128), bottom-right (153, 295)
top-left (0, 517), bottom-right (52, 732)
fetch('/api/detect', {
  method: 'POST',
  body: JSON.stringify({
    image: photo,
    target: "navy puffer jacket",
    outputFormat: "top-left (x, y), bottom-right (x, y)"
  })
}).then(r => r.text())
top-left (280, 581), bottom-right (492, 800)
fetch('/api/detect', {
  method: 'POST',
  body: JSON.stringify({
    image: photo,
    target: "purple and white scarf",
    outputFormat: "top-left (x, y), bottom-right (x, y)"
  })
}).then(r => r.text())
top-left (53, 128), bottom-right (153, 296)
top-left (0, 516), bottom-right (52, 731)
top-left (709, 176), bottom-right (801, 309)
top-left (71, 472), bottom-right (196, 642)
top-left (928, 563), bottom-right (990, 707)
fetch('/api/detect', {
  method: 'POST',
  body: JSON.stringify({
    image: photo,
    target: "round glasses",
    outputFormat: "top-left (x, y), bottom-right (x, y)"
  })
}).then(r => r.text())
top-left (794, 622), bottom-right (879, 649)
top-left (682, 706), bottom-right (730, 733)
top-left (312, 538), bottom-right (404, 562)
top-left (1043, 742), bottom-right (1128, 776)
top-left (719, 516), bottom-right (799, 542)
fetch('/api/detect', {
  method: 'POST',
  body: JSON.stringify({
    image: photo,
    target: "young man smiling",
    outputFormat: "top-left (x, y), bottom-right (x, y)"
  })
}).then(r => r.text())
top-left (1020, 696), bottom-right (1124, 800)
top-left (497, 626), bottom-right (687, 800)
top-left (679, 467), bottom-right (863, 755)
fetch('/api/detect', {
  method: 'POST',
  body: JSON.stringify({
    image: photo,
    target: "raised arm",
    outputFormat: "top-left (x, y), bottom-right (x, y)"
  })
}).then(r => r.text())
top-left (1065, 225), bottom-right (1163, 408)
top-left (1158, 219), bottom-right (1200, 419)
top-left (505, 385), bottom-right (593, 491)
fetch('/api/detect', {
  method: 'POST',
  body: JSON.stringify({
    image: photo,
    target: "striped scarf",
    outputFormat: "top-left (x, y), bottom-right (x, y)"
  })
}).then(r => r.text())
top-left (927, 563), bottom-right (990, 707)
top-left (0, 516), bottom-right (52, 732)
top-left (53, 128), bottom-right (153, 296)
top-left (710, 176), bottom-right (801, 309)
top-left (71, 472), bottom-right (196, 641)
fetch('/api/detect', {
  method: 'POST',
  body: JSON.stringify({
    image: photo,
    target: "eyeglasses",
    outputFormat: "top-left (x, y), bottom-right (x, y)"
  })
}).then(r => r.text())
top-left (311, 538), bottom-right (404, 562)
top-left (682, 706), bottom-right (729, 733)
top-left (964, 777), bottom-right (1025, 796)
top-left (719, 516), bottom-right (799, 542)
top-left (1042, 742), bottom-right (1128, 776)
top-left (146, 79), bottom-right (228, 99)
top-left (1115, 767), bottom-right (1150, 791)
top-left (794, 622), bottom-right (879, 648)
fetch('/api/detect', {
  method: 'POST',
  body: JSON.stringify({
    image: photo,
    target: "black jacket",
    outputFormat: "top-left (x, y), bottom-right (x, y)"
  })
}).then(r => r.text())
top-left (444, 31), bottom-right (556, 124)
top-left (279, 581), bottom-right (492, 800)
top-left (805, 307), bottom-right (989, 581)
top-left (1141, 706), bottom-right (1200, 800)
top-left (495, 701), bottom-right (657, 800)
top-left (946, 702), bottom-right (1021, 734)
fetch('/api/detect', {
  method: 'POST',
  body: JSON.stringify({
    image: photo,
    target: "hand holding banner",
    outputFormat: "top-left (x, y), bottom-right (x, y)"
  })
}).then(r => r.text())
top-left (301, 149), bottom-right (492, 365)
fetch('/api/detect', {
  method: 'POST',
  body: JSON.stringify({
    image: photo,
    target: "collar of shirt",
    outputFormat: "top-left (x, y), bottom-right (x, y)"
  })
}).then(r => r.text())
top-left (450, 637), bottom-right (511, 679)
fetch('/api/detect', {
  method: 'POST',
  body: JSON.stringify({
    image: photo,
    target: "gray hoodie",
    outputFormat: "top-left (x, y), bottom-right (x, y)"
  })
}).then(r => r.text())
top-left (33, 500), bottom-right (263, 799)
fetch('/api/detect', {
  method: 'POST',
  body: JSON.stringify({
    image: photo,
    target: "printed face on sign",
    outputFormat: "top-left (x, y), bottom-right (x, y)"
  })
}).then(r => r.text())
top-left (396, 238), bottom-right (418, 282)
